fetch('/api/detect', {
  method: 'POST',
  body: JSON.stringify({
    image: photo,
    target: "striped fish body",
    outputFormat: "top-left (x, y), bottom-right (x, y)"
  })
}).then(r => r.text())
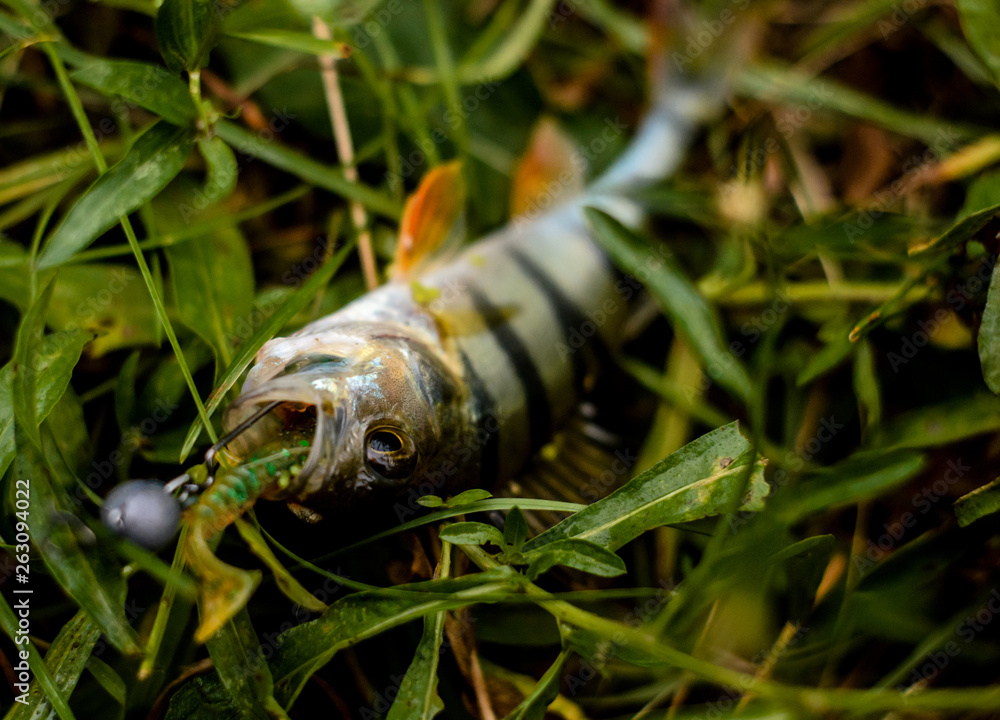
top-left (223, 81), bottom-right (719, 510)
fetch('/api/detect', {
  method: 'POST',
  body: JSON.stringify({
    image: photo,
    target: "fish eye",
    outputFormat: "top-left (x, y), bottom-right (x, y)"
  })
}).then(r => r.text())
top-left (365, 426), bottom-right (417, 479)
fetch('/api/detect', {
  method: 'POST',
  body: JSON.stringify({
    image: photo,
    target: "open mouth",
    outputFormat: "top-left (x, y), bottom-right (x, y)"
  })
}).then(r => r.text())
top-left (223, 396), bottom-right (338, 497)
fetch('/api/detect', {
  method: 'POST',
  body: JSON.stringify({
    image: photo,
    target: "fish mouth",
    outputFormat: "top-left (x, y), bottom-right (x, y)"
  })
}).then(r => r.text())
top-left (222, 375), bottom-right (347, 498)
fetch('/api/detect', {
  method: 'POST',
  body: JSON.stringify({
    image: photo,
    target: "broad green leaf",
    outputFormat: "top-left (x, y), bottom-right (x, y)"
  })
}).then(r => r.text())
top-left (11, 280), bottom-right (56, 450)
top-left (39, 389), bottom-right (91, 494)
top-left (45, 265), bottom-right (159, 356)
top-left (14, 441), bottom-right (141, 655)
top-left (955, 478), bottom-right (1000, 526)
top-left (37, 123), bottom-right (195, 268)
top-left (525, 539), bottom-right (626, 580)
top-left (156, 0), bottom-right (222, 73)
top-left (164, 673), bottom-right (243, 720)
top-left (503, 506), bottom-right (528, 551)
top-left (6, 610), bottom-right (101, 720)
top-left (226, 29), bottom-right (347, 58)
top-left (980, 260), bottom-right (1000, 393)
top-left (385, 612), bottom-right (446, 720)
top-left (271, 574), bottom-right (515, 709)
top-left (2, 325), bottom-right (90, 478)
top-left (27, 330), bottom-right (91, 430)
top-left (585, 208), bottom-right (753, 402)
top-left (419, 489), bottom-right (495, 509)
top-left (502, 650), bottom-right (569, 720)
top-left (439, 521), bottom-right (505, 547)
top-left (956, 0), bottom-right (1000, 88)
top-left (197, 136), bottom-right (238, 206)
top-left (448, 488), bottom-right (493, 505)
top-left (204, 609), bottom-right (276, 720)
top-left (523, 422), bottom-right (767, 553)
top-left (178, 241), bottom-right (354, 460)
top-left (0, 594), bottom-right (76, 720)
top-left (165, 225), bottom-right (254, 369)
top-left (70, 58), bottom-right (197, 126)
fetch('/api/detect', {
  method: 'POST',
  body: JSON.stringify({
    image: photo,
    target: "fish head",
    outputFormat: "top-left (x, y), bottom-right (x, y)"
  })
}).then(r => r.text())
top-left (222, 324), bottom-right (467, 508)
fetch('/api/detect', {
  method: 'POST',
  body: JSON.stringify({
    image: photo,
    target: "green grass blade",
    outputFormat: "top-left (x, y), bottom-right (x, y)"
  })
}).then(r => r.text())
top-left (0, 594), bottom-right (76, 720)
top-left (215, 120), bottom-right (401, 220)
top-left (586, 207), bottom-right (754, 402)
top-left (386, 541), bottom-right (451, 720)
top-left (501, 649), bottom-right (569, 720)
top-left (204, 608), bottom-right (277, 720)
top-left (225, 29), bottom-right (345, 57)
top-left (4, 610), bottom-right (100, 720)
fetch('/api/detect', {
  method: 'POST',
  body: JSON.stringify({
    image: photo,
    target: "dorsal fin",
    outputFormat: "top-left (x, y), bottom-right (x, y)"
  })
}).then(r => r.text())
top-left (391, 161), bottom-right (465, 281)
top-left (510, 117), bottom-right (585, 218)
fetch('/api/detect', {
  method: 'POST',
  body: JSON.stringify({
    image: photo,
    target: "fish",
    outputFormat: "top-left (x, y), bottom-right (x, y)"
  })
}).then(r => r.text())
top-left (101, 56), bottom-right (729, 641)
top-left (220, 84), bottom-right (724, 513)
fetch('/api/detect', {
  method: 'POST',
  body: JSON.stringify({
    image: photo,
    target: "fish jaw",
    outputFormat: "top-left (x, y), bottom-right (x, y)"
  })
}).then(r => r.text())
top-left (223, 321), bottom-right (471, 510)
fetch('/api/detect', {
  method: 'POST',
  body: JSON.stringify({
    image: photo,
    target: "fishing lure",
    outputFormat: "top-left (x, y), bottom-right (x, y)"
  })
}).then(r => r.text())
top-left (102, 59), bottom-right (727, 639)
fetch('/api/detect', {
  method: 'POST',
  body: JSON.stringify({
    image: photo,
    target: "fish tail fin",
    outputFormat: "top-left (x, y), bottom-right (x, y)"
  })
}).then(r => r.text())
top-left (589, 3), bottom-right (754, 199)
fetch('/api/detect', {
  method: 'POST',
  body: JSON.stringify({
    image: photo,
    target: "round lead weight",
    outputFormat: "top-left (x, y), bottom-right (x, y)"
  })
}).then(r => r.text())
top-left (101, 480), bottom-right (181, 551)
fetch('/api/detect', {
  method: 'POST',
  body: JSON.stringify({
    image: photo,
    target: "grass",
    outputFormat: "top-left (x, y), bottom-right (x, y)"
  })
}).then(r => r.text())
top-left (4, 0), bottom-right (1000, 719)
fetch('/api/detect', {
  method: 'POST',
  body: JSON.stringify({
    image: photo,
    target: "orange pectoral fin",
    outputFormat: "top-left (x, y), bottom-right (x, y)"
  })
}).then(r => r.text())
top-left (391, 160), bottom-right (466, 281)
